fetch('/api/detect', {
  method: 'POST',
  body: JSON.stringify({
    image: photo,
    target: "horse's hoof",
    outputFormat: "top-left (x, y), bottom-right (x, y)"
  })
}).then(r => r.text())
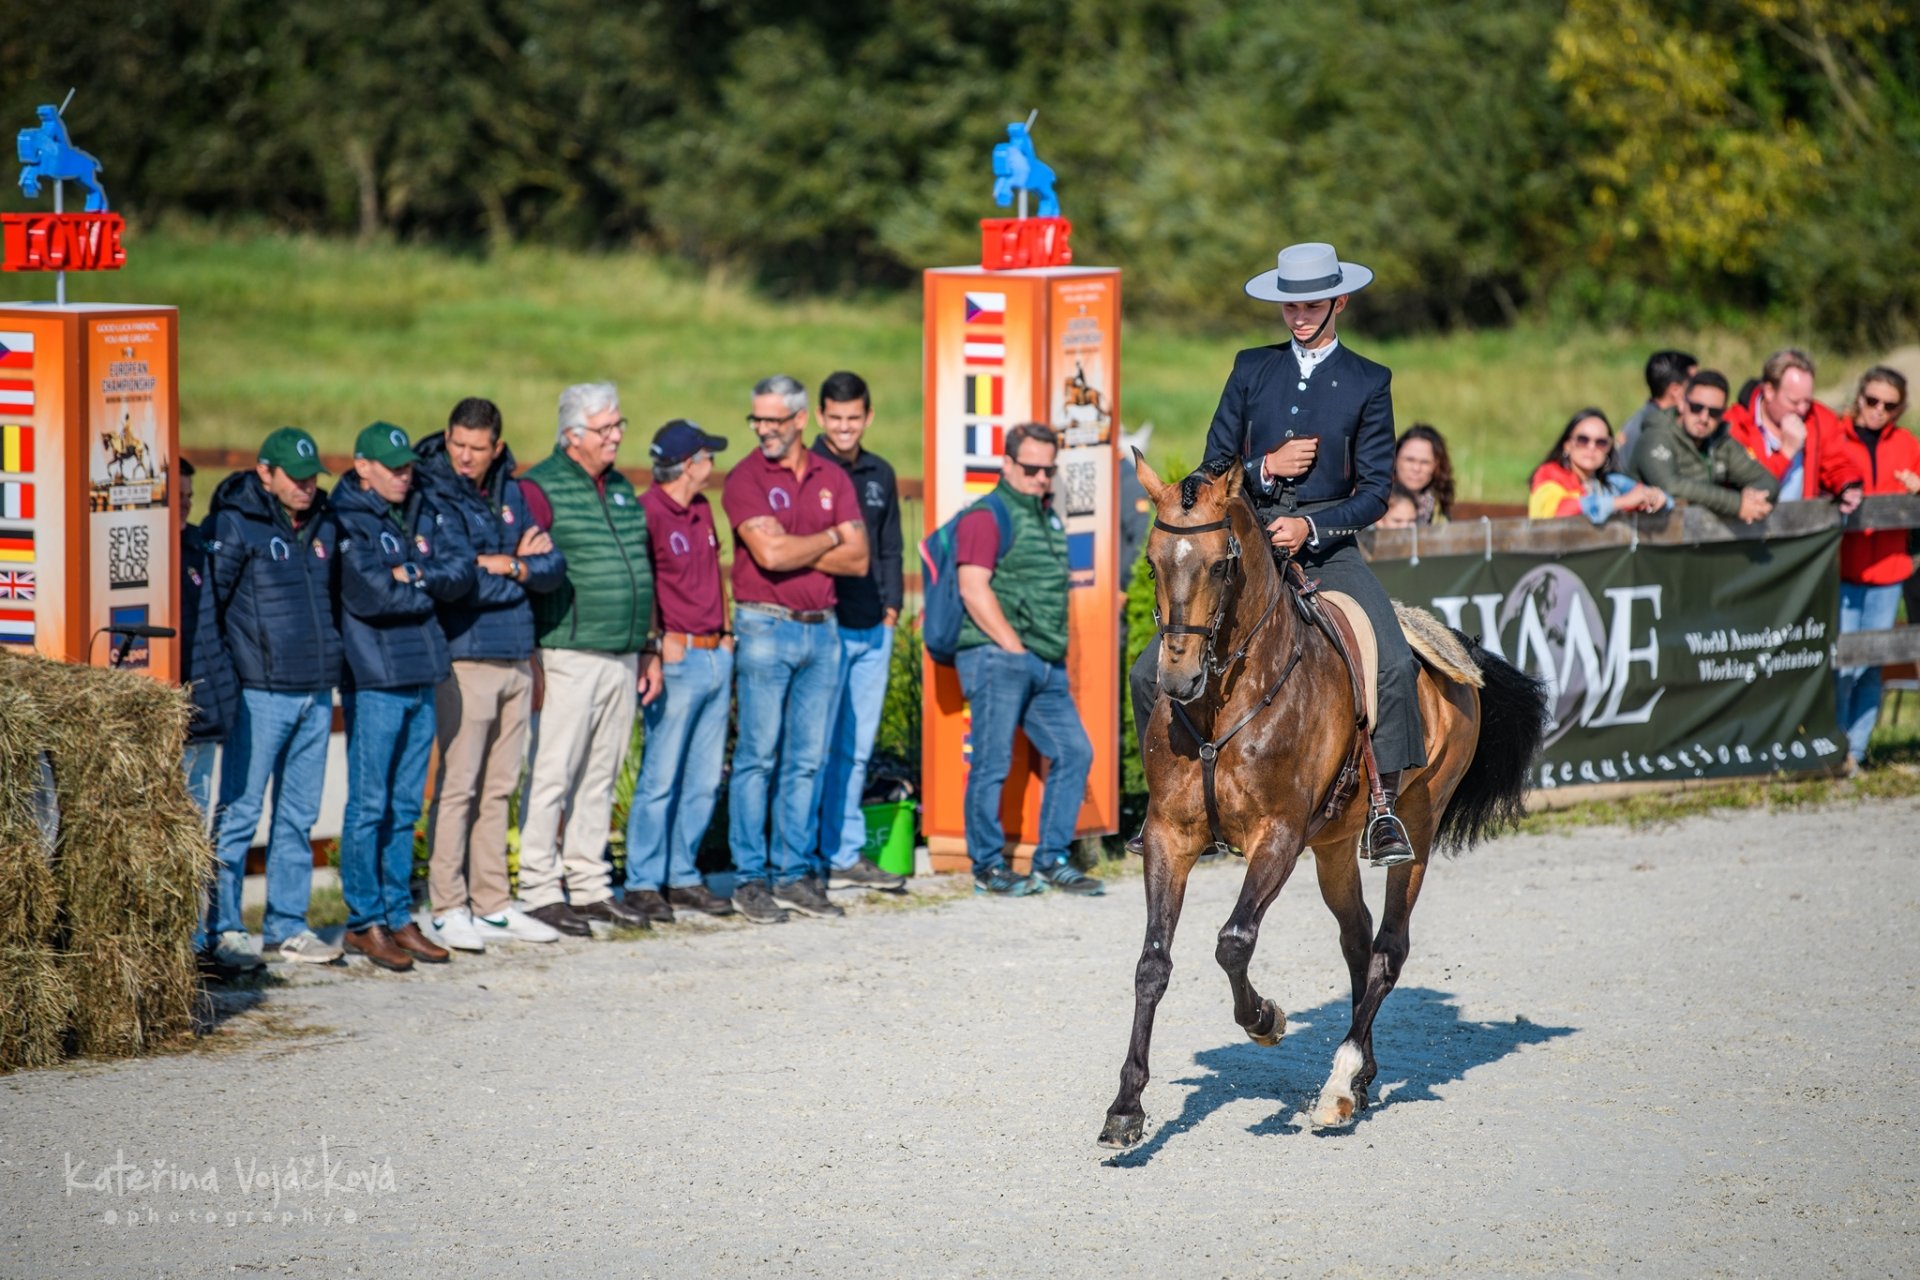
top-left (1098, 1111), bottom-right (1146, 1149)
top-left (1246, 998), bottom-right (1285, 1047)
top-left (1308, 1093), bottom-right (1358, 1130)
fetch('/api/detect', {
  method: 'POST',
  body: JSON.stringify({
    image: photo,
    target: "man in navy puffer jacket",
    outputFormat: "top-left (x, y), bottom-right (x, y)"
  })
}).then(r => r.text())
top-left (413, 399), bottom-right (568, 953)
top-left (332, 421), bottom-right (475, 972)
top-left (204, 427), bottom-right (346, 970)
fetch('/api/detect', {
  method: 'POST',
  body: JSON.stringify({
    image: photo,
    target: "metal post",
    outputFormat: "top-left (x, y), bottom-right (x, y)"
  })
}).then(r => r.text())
top-left (54, 180), bottom-right (65, 305)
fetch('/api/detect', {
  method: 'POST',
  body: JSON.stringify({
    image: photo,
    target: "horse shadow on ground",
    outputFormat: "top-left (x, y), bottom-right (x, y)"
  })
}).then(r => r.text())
top-left (1101, 987), bottom-right (1574, 1167)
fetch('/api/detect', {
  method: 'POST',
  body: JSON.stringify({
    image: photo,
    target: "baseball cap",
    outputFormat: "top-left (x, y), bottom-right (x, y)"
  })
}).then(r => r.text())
top-left (258, 426), bottom-right (329, 479)
top-left (649, 419), bottom-right (729, 467)
top-left (354, 421), bottom-right (417, 468)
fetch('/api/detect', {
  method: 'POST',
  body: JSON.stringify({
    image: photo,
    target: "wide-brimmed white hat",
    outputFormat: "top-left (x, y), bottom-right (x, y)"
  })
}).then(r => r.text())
top-left (1244, 242), bottom-right (1374, 303)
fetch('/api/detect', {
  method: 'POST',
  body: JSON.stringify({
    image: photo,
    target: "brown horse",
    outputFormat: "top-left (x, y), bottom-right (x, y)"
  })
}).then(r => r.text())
top-left (1099, 455), bottom-right (1547, 1148)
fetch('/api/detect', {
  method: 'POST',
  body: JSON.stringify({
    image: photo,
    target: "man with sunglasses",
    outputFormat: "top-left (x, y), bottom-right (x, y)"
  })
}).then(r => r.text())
top-left (722, 374), bottom-right (869, 923)
top-left (953, 422), bottom-right (1101, 896)
top-left (1629, 370), bottom-right (1780, 522)
top-left (514, 382), bottom-right (660, 937)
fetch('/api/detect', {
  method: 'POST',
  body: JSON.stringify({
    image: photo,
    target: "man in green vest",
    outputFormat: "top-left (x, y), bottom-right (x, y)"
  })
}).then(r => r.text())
top-left (954, 422), bottom-right (1102, 897)
top-left (515, 381), bottom-right (660, 936)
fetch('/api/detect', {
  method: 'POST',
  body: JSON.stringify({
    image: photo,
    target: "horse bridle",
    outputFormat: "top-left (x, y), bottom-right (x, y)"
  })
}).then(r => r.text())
top-left (1151, 499), bottom-right (1285, 677)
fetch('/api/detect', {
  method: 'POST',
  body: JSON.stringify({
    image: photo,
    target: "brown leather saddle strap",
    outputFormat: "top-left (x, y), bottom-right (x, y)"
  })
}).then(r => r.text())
top-left (1285, 560), bottom-right (1390, 821)
top-left (1168, 625), bottom-right (1306, 857)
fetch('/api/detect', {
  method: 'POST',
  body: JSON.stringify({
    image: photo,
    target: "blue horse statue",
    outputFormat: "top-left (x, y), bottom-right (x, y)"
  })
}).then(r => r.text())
top-left (17, 105), bottom-right (109, 212)
top-left (992, 120), bottom-right (1060, 219)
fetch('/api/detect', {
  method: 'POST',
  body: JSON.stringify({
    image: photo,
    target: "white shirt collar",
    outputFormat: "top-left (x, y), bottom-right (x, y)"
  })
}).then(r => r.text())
top-left (1292, 337), bottom-right (1341, 376)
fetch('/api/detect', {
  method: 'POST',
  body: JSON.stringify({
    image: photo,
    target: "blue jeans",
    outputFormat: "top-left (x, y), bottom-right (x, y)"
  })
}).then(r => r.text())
top-left (1837, 582), bottom-right (1902, 762)
top-left (954, 646), bottom-right (1093, 876)
top-left (340, 685), bottom-right (437, 933)
top-left (728, 609), bottom-right (841, 886)
top-left (184, 741), bottom-right (218, 828)
top-left (203, 689), bottom-right (332, 948)
top-left (625, 645), bottom-right (734, 892)
top-left (815, 623), bottom-right (894, 871)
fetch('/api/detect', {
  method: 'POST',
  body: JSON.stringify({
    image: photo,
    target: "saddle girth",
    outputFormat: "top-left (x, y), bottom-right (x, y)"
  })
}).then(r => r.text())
top-left (1286, 560), bottom-right (1391, 826)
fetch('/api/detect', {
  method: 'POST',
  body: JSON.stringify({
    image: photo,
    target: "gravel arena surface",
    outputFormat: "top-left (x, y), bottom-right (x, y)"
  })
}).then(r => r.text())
top-left (4, 798), bottom-right (1918, 1279)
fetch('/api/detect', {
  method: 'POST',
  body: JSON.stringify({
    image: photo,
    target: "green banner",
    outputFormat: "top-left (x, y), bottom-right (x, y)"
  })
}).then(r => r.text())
top-left (1371, 530), bottom-right (1844, 791)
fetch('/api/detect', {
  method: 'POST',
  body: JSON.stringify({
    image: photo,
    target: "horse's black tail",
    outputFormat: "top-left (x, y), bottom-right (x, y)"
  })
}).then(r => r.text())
top-left (1433, 631), bottom-right (1550, 853)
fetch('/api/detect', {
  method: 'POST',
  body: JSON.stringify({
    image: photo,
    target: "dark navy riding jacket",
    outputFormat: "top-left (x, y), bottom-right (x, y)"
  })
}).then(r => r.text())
top-left (1201, 342), bottom-right (1396, 540)
top-left (331, 470), bottom-right (475, 690)
top-left (413, 433), bottom-right (566, 663)
top-left (207, 470), bottom-right (343, 693)
top-left (180, 522), bottom-right (241, 742)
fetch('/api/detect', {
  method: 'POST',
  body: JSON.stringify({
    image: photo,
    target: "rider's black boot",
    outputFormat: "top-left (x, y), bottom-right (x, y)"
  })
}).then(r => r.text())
top-left (1364, 770), bottom-right (1416, 869)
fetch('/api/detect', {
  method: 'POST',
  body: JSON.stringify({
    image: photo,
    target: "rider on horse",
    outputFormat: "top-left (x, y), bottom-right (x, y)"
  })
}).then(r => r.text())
top-left (1129, 241), bottom-right (1422, 867)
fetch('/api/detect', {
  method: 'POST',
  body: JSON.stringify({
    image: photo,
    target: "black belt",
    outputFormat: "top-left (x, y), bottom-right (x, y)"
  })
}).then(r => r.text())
top-left (737, 601), bottom-right (833, 624)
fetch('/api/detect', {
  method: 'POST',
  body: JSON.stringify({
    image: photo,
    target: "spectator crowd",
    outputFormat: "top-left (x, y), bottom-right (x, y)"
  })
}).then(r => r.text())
top-left (179, 345), bottom-right (1915, 975)
top-left (182, 373), bottom-right (1102, 977)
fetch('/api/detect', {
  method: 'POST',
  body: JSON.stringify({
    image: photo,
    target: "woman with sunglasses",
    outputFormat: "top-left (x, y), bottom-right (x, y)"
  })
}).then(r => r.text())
top-left (1829, 366), bottom-right (1919, 768)
top-left (1529, 408), bottom-right (1669, 523)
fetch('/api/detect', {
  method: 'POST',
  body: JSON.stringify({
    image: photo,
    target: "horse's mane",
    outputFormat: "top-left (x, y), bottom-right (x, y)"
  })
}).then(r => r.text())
top-left (1177, 458), bottom-right (1235, 511)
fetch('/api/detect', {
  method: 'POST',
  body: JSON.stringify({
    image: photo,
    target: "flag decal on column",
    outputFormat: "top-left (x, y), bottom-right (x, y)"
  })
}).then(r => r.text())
top-left (0, 568), bottom-right (34, 599)
top-left (963, 423), bottom-right (1003, 459)
top-left (0, 425), bottom-right (31, 473)
top-left (964, 374), bottom-right (1004, 417)
top-left (0, 480), bottom-right (31, 521)
top-left (0, 332), bottom-right (33, 370)
top-left (963, 292), bottom-right (1005, 325)
top-left (0, 380), bottom-right (33, 411)
top-left (962, 335), bottom-right (1005, 365)
top-left (0, 607), bottom-right (33, 644)
top-left (0, 529), bottom-right (34, 562)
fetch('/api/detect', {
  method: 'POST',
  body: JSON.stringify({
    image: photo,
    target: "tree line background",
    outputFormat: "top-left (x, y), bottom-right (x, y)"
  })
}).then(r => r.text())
top-left (9, 0), bottom-right (1916, 345)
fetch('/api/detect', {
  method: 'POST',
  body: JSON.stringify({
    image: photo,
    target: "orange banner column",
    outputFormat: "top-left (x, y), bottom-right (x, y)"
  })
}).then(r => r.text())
top-left (0, 304), bottom-right (179, 678)
top-left (921, 267), bottom-right (1121, 871)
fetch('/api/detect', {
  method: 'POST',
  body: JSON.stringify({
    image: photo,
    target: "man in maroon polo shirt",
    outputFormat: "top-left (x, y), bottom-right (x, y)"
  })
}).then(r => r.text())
top-left (721, 374), bottom-right (870, 924)
top-left (620, 420), bottom-right (738, 923)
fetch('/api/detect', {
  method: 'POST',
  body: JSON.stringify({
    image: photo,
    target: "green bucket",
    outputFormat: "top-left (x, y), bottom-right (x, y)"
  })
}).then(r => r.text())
top-left (860, 801), bottom-right (918, 877)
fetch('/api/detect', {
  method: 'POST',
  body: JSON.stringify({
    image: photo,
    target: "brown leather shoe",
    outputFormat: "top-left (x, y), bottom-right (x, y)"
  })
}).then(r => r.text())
top-left (391, 921), bottom-right (451, 964)
top-left (345, 925), bottom-right (415, 972)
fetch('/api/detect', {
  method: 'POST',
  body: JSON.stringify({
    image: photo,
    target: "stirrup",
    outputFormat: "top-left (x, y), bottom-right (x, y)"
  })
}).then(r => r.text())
top-left (1362, 809), bottom-right (1414, 868)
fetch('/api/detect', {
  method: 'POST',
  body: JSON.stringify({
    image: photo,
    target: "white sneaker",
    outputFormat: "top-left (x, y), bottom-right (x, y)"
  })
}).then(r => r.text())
top-left (209, 930), bottom-right (265, 971)
top-left (269, 928), bottom-right (344, 965)
top-left (427, 908), bottom-right (487, 953)
top-left (472, 905), bottom-right (561, 944)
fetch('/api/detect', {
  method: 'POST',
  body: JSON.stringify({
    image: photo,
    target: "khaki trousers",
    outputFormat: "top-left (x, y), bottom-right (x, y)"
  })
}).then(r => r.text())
top-left (517, 647), bottom-right (637, 908)
top-left (427, 659), bottom-right (533, 917)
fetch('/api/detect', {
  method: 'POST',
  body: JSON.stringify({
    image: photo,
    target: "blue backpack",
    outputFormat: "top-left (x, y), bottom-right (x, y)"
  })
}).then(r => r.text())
top-left (919, 492), bottom-right (1014, 665)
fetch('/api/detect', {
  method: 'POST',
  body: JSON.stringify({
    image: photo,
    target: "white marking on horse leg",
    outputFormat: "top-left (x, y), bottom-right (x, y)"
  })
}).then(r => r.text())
top-left (1310, 1041), bottom-right (1366, 1128)
top-left (1174, 538), bottom-right (1192, 563)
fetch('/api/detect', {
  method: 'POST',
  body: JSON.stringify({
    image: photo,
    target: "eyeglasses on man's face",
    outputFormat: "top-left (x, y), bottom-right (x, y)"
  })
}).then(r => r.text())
top-left (582, 417), bottom-right (629, 437)
top-left (746, 410), bottom-right (801, 429)
top-left (1015, 461), bottom-right (1058, 478)
top-left (1683, 401), bottom-right (1726, 420)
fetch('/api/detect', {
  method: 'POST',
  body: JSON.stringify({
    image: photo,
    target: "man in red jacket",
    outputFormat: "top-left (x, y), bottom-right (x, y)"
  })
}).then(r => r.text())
top-left (1724, 348), bottom-right (1863, 509)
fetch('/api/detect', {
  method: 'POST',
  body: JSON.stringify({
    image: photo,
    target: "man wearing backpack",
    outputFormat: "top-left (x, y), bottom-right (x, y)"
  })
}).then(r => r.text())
top-left (951, 423), bottom-right (1101, 897)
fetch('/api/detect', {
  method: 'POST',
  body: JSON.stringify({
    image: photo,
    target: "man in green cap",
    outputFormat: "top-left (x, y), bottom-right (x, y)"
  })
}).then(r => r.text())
top-left (331, 421), bottom-right (476, 971)
top-left (200, 426), bottom-right (346, 970)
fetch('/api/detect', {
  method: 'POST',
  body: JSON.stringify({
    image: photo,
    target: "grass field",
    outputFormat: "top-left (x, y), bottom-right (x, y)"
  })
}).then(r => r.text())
top-left (54, 225), bottom-right (1914, 509)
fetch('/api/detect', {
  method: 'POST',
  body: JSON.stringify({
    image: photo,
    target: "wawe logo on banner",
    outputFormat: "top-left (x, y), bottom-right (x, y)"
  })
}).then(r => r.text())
top-left (1, 424), bottom-right (32, 472)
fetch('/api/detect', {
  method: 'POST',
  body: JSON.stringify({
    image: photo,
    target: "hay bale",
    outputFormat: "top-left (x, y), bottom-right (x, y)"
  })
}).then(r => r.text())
top-left (0, 649), bottom-right (207, 1066)
top-left (0, 683), bottom-right (72, 1071)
